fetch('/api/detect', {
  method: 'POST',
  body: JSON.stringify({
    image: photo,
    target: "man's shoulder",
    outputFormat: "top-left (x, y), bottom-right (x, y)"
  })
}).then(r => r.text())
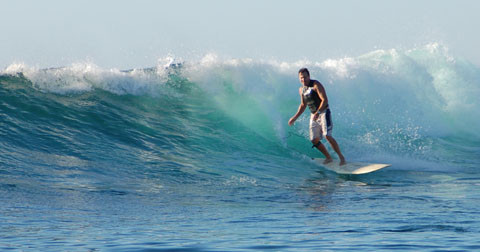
top-left (312, 80), bottom-right (324, 87)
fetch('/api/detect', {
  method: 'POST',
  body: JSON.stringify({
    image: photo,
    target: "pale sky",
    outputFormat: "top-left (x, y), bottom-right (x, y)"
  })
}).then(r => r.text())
top-left (1, 0), bottom-right (479, 69)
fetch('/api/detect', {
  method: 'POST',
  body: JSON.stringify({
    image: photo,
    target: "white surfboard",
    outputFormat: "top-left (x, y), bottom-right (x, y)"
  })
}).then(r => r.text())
top-left (313, 158), bottom-right (391, 175)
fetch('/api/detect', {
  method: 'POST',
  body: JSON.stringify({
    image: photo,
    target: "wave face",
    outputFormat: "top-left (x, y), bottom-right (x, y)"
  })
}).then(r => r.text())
top-left (1, 44), bottom-right (479, 193)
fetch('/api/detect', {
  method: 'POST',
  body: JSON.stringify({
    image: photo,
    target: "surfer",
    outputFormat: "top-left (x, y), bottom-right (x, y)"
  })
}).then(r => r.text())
top-left (288, 68), bottom-right (346, 166)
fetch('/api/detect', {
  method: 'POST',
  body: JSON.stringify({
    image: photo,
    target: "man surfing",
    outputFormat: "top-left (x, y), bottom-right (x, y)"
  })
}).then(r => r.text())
top-left (288, 68), bottom-right (346, 166)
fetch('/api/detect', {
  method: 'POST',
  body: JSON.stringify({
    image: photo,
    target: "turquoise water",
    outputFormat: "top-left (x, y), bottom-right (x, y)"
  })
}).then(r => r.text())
top-left (1, 44), bottom-right (480, 251)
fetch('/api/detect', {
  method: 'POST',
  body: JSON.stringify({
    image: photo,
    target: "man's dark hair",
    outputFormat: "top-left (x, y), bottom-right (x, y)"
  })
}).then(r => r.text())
top-left (298, 68), bottom-right (310, 76)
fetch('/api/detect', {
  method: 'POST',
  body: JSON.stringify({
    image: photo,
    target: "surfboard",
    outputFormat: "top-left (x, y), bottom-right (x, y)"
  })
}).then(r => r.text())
top-left (313, 158), bottom-right (391, 175)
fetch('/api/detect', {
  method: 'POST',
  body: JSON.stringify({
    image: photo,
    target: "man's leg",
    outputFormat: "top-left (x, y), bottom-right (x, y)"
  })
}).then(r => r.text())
top-left (312, 138), bottom-right (333, 164)
top-left (325, 135), bottom-right (346, 165)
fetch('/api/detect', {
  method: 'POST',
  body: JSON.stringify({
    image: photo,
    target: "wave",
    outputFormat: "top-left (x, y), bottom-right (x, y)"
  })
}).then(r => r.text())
top-left (1, 43), bottom-right (479, 182)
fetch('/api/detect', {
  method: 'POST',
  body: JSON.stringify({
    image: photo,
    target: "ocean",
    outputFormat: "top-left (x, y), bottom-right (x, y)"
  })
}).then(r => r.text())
top-left (1, 43), bottom-right (480, 251)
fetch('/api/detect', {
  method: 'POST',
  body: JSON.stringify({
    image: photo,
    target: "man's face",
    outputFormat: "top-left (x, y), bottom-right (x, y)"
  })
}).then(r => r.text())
top-left (299, 72), bottom-right (310, 85)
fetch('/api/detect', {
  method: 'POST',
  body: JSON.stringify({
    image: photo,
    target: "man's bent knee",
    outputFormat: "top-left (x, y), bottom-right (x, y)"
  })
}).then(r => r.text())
top-left (311, 138), bottom-right (321, 148)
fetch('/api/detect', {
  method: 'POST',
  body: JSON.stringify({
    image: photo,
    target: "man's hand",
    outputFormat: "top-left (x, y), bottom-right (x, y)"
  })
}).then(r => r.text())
top-left (313, 112), bottom-right (320, 121)
top-left (288, 117), bottom-right (295, 126)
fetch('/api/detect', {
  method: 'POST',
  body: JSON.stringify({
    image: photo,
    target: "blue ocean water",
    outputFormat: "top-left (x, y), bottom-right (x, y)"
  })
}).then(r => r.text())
top-left (1, 44), bottom-right (480, 251)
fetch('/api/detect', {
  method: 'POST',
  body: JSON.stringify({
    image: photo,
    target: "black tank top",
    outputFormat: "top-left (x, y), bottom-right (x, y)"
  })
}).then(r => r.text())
top-left (302, 80), bottom-right (327, 114)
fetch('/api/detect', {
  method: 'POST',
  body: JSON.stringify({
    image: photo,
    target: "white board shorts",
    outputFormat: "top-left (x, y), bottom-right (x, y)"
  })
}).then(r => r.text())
top-left (309, 108), bottom-right (333, 141)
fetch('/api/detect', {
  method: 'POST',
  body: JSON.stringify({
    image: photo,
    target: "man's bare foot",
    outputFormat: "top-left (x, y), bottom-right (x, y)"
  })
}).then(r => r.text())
top-left (339, 159), bottom-right (346, 166)
top-left (323, 158), bottom-right (333, 164)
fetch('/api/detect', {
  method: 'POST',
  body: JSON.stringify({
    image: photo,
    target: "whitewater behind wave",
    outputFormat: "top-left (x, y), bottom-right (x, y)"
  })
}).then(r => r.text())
top-left (2, 43), bottom-right (480, 172)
